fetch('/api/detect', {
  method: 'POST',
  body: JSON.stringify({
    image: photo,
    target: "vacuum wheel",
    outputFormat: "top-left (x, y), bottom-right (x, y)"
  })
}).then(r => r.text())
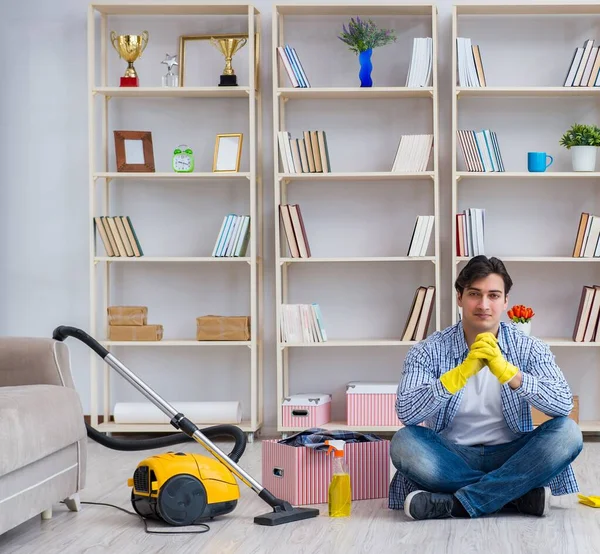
top-left (157, 474), bottom-right (208, 526)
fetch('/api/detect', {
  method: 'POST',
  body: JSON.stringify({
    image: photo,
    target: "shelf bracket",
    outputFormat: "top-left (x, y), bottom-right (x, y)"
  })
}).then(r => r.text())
top-left (283, 96), bottom-right (289, 103)
top-left (456, 175), bottom-right (462, 183)
top-left (281, 178), bottom-right (290, 186)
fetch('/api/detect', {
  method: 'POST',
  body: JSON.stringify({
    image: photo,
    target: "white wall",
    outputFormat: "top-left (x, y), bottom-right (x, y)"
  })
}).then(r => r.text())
top-left (1, 0), bottom-right (599, 434)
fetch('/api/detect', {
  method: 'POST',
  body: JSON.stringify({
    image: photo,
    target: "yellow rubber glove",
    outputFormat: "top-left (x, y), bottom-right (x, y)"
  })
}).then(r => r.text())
top-left (578, 494), bottom-right (600, 508)
top-left (470, 332), bottom-right (519, 385)
top-left (440, 337), bottom-right (497, 394)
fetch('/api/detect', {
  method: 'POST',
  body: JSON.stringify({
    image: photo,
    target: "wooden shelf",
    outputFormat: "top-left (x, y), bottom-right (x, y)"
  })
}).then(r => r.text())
top-left (457, 257), bottom-right (600, 263)
top-left (94, 172), bottom-right (250, 180)
top-left (579, 421), bottom-right (600, 433)
top-left (456, 3), bottom-right (600, 16)
top-left (278, 87), bottom-right (433, 99)
top-left (92, 2), bottom-right (258, 15)
top-left (94, 256), bottom-right (250, 263)
top-left (280, 256), bottom-right (435, 263)
top-left (457, 86), bottom-right (600, 98)
top-left (281, 339), bottom-right (415, 348)
top-left (276, 4), bottom-right (434, 16)
top-left (102, 339), bottom-right (251, 347)
top-left (93, 86), bottom-right (250, 98)
top-left (97, 420), bottom-right (258, 433)
top-left (544, 339), bottom-right (600, 347)
top-left (278, 171), bottom-right (434, 181)
top-left (457, 172), bottom-right (600, 180)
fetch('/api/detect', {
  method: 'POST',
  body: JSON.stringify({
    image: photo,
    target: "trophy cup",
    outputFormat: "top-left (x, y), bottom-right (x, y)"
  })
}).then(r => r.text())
top-left (210, 37), bottom-right (247, 86)
top-left (110, 31), bottom-right (149, 87)
top-left (161, 53), bottom-right (179, 87)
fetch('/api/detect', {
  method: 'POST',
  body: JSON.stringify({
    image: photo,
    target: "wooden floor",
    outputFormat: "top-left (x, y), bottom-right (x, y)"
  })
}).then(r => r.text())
top-left (1, 436), bottom-right (600, 554)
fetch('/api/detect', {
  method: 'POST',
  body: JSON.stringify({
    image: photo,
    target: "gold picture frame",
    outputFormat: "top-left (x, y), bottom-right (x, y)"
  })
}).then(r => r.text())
top-left (178, 32), bottom-right (260, 89)
top-left (213, 133), bottom-right (243, 172)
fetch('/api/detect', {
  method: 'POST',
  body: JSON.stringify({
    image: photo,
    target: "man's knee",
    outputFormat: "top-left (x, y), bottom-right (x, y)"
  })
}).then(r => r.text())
top-left (390, 425), bottom-right (438, 480)
top-left (542, 416), bottom-right (583, 461)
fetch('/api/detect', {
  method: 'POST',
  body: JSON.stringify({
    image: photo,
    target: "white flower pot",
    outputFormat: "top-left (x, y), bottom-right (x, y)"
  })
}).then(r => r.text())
top-left (571, 146), bottom-right (597, 172)
top-left (512, 321), bottom-right (531, 336)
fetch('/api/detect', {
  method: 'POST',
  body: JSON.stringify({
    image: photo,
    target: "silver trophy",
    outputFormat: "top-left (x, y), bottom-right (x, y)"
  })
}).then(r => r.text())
top-left (161, 53), bottom-right (179, 87)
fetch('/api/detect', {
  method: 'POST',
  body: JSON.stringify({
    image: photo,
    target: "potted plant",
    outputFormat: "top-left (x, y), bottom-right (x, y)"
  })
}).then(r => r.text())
top-left (507, 304), bottom-right (535, 336)
top-left (559, 123), bottom-right (600, 171)
top-left (338, 17), bottom-right (397, 87)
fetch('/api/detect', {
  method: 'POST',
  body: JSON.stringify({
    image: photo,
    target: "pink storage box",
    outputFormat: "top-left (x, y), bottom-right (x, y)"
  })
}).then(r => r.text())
top-left (281, 393), bottom-right (331, 428)
top-left (262, 439), bottom-right (390, 505)
top-left (346, 382), bottom-right (403, 427)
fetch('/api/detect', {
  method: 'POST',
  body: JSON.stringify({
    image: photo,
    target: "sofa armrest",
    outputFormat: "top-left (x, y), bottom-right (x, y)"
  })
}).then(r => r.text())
top-left (0, 337), bottom-right (76, 389)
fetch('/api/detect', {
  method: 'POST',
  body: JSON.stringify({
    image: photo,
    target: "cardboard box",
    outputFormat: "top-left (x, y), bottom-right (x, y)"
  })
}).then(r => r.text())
top-left (196, 315), bottom-right (250, 341)
top-left (281, 394), bottom-right (331, 428)
top-left (108, 324), bottom-right (163, 341)
top-left (346, 381), bottom-right (402, 427)
top-left (262, 439), bottom-right (390, 505)
top-left (107, 306), bottom-right (148, 326)
top-left (531, 396), bottom-right (579, 426)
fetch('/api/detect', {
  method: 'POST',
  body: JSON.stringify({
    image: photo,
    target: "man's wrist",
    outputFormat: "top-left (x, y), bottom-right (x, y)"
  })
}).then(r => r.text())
top-left (508, 370), bottom-right (523, 390)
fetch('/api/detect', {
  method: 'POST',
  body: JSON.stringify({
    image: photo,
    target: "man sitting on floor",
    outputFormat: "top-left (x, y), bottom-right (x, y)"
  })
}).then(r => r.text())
top-left (389, 255), bottom-right (583, 520)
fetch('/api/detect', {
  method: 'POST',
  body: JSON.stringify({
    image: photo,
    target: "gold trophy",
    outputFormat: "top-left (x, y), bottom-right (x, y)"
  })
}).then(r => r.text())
top-left (110, 31), bottom-right (149, 87)
top-left (210, 37), bottom-right (247, 86)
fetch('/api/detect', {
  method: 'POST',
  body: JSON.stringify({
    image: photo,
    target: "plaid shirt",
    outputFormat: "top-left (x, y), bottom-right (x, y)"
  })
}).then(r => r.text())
top-left (279, 428), bottom-right (382, 450)
top-left (389, 320), bottom-right (579, 510)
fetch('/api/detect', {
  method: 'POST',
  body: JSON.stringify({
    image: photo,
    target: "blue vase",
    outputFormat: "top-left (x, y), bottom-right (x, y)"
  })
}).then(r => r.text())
top-left (358, 48), bottom-right (373, 87)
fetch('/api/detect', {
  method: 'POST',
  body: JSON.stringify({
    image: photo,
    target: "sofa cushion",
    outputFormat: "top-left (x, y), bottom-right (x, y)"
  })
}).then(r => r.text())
top-left (0, 384), bottom-right (86, 476)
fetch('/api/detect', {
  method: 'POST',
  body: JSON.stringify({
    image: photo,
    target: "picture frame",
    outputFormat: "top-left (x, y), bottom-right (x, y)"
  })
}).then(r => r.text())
top-left (178, 32), bottom-right (260, 89)
top-left (114, 130), bottom-right (155, 172)
top-left (213, 133), bottom-right (243, 172)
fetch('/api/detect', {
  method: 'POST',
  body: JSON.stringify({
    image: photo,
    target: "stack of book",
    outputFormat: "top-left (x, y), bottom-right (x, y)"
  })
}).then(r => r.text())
top-left (457, 129), bottom-right (505, 172)
top-left (573, 285), bottom-right (600, 342)
top-left (277, 130), bottom-right (331, 174)
top-left (391, 134), bottom-right (433, 172)
top-left (456, 208), bottom-right (485, 257)
top-left (456, 37), bottom-right (486, 87)
top-left (212, 214), bottom-right (250, 257)
top-left (572, 212), bottom-right (600, 258)
top-left (277, 45), bottom-right (310, 88)
top-left (402, 286), bottom-right (436, 341)
top-left (406, 37), bottom-right (433, 87)
top-left (407, 215), bottom-right (435, 257)
top-left (564, 39), bottom-right (600, 87)
top-left (280, 204), bottom-right (311, 258)
top-left (280, 303), bottom-right (327, 343)
top-left (95, 216), bottom-right (143, 258)
top-left (107, 306), bottom-right (163, 341)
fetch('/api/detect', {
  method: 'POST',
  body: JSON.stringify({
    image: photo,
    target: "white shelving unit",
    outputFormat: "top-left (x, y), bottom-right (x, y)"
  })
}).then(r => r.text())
top-left (273, 3), bottom-right (440, 434)
top-left (452, 2), bottom-right (600, 433)
top-left (88, 1), bottom-right (263, 440)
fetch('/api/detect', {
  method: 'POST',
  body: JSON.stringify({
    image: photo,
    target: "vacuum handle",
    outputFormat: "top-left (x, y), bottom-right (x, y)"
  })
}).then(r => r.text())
top-left (53, 326), bottom-right (110, 359)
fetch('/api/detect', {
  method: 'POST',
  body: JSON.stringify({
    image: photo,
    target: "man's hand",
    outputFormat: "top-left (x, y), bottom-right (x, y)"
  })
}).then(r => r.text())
top-left (439, 335), bottom-right (494, 394)
top-left (469, 332), bottom-right (520, 385)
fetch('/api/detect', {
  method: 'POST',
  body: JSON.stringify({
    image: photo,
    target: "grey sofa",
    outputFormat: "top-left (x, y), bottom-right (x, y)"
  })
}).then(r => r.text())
top-left (0, 337), bottom-right (87, 535)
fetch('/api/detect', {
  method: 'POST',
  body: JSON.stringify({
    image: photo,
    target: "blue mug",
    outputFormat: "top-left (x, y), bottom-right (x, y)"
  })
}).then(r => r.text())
top-left (528, 152), bottom-right (553, 172)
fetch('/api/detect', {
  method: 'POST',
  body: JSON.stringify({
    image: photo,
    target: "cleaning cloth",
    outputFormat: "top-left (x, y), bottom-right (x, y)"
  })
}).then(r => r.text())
top-left (578, 494), bottom-right (600, 507)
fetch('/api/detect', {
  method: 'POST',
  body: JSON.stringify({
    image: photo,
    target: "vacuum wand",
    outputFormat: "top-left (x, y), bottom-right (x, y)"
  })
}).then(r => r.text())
top-left (52, 325), bottom-right (320, 526)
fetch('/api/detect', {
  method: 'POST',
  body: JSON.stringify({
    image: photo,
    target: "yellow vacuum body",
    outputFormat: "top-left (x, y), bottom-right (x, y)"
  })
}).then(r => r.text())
top-left (128, 451), bottom-right (240, 526)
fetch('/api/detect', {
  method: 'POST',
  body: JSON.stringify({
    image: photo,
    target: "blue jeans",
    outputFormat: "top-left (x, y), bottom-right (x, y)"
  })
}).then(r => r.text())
top-left (390, 417), bottom-right (583, 518)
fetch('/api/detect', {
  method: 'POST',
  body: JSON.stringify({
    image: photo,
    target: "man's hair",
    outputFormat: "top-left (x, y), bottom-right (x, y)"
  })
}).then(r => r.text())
top-left (454, 255), bottom-right (513, 297)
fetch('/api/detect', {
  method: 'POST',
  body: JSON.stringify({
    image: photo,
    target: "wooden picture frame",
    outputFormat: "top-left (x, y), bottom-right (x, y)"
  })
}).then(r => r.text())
top-left (213, 133), bottom-right (243, 172)
top-left (178, 32), bottom-right (260, 89)
top-left (114, 130), bottom-right (155, 172)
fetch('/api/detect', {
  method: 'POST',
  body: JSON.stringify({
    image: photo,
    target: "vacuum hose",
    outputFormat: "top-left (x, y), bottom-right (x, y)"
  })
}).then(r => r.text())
top-left (53, 325), bottom-right (247, 463)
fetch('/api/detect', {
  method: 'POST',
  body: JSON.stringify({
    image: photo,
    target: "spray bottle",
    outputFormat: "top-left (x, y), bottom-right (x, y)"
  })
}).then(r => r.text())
top-left (325, 439), bottom-right (351, 517)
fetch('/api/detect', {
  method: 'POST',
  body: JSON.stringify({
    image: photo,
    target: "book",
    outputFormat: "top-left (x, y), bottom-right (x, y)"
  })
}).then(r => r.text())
top-left (95, 216), bottom-right (143, 258)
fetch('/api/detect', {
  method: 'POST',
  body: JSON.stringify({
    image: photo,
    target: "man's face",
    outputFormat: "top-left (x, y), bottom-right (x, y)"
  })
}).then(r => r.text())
top-left (457, 273), bottom-right (508, 335)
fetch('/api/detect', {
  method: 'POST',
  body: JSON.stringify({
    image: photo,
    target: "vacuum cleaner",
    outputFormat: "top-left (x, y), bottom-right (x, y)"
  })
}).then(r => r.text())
top-left (52, 325), bottom-right (319, 527)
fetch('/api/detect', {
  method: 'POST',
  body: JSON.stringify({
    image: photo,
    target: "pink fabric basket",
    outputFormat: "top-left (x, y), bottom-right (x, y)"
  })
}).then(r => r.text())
top-left (281, 394), bottom-right (331, 428)
top-left (261, 439), bottom-right (391, 505)
top-left (346, 382), bottom-right (402, 427)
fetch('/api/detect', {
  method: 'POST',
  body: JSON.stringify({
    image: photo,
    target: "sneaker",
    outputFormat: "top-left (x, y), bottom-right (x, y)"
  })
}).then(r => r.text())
top-left (404, 490), bottom-right (455, 520)
top-left (511, 487), bottom-right (551, 517)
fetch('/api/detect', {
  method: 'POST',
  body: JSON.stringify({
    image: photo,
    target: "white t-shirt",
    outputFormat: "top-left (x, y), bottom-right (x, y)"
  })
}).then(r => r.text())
top-left (440, 366), bottom-right (520, 446)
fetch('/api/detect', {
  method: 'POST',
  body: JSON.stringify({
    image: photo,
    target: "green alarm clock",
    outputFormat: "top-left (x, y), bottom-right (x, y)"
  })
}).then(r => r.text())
top-left (172, 144), bottom-right (194, 173)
